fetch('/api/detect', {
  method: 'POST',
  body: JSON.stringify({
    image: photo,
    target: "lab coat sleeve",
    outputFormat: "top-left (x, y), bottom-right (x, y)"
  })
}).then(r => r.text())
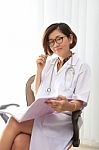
top-left (72, 63), bottom-right (91, 107)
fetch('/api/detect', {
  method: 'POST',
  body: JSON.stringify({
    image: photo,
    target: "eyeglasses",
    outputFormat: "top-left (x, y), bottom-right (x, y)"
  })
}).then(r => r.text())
top-left (48, 36), bottom-right (66, 47)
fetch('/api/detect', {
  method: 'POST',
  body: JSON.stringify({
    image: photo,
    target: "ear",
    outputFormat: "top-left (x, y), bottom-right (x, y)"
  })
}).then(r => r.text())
top-left (69, 34), bottom-right (73, 44)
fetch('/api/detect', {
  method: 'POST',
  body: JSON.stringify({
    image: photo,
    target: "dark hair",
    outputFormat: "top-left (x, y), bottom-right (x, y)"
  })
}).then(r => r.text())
top-left (42, 23), bottom-right (77, 55)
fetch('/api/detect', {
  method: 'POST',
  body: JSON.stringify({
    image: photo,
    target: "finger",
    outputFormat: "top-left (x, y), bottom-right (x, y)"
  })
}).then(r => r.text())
top-left (37, 59), bottom-right (45, 64)
top-left (39, 55), bottom-right (47, 61)
top-left (36, 56), bottom-right (47, 64)
top-left (45, 102), bottom-right (53, 108)
top-left (50, 101), bottom-right (60, 109)
top-left (57, 95), bottom-right (66, 101)
top-left (45, 100), bottom-right (57, 107)
top-left (37, 58), bottom-right (46, 65)
top-left (38, 57), bottom-right (46, 62)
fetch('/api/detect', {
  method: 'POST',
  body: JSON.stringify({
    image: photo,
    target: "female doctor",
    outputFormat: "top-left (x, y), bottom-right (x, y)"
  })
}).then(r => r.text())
top-left (0, 22), bottom-right (91, 150)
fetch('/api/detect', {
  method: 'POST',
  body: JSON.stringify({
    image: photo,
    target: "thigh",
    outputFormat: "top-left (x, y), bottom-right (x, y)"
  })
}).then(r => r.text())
top-left (19, 119), bottom-right (34, 134)
top-left (12, 133), bottom-right (31, 150)
top-left (8, 117), bottom-right (34, 135)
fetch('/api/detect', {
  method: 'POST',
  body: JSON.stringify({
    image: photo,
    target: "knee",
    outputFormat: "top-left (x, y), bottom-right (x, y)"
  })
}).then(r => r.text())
top-left (12, 134), bottom-right (31, 150)
top-left (7, 117), bottom-right (20, 131)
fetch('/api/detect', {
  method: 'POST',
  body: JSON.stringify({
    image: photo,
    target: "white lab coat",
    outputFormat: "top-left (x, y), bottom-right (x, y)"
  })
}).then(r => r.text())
top-left (29, 53), bottom-right (91, 150)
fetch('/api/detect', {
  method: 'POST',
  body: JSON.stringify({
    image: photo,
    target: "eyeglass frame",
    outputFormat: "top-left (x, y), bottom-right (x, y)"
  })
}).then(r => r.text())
top-left (47, 36), bottom-right (67, 47)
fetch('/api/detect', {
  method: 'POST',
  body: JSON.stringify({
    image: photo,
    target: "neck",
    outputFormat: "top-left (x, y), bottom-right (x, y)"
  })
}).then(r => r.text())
top-left (57, 52), bottom-right (72, 71)
top-left (58, 51), bottom-right (72, 63)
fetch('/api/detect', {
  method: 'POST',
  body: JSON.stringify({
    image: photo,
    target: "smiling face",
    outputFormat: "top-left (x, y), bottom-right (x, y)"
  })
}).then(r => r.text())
top-left (48, 29), bottom-right (72, 59)
top-left (43, 23), bottom-right (77, 57)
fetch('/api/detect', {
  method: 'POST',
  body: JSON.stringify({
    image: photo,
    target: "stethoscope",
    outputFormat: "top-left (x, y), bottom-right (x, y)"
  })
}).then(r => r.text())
top-left (46, 55), bottom-right (76, 94)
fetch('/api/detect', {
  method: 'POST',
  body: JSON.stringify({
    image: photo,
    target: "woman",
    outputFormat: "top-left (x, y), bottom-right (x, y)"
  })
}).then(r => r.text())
top-left (0, 23), bottom-right (91, 150)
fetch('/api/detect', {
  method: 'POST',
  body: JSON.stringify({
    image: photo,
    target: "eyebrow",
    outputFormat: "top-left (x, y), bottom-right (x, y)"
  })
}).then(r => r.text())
top-left (48, 35), bottom-right (64, 40)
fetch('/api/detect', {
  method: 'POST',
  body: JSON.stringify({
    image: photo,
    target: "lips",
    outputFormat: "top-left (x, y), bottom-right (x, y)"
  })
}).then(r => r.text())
top-left (54, 47), bottom-right (62, 51)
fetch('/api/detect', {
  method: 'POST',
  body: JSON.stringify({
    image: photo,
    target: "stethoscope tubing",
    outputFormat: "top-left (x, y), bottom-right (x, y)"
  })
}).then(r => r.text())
top-left (46, 56), bottom-right (79, 94)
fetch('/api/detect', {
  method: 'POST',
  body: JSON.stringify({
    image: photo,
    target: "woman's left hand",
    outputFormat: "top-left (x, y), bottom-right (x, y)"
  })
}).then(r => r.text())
top-left (45, 95), bottom-right (71, 112)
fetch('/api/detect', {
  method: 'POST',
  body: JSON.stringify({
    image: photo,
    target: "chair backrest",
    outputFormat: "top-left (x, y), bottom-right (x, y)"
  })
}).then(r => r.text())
top-left (72, 110), bottom-right (82, 147)
top-left (25, 75), bottom-right (82, 147)
top-left (25, 75), bottom-right (35, 106)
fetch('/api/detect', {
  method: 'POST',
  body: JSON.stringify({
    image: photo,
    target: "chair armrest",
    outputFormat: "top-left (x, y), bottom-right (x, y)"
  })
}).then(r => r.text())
top-left (72, 110), bottom-right (82, 147)
top-left (0, 103), bottom-right (20, 123)
top-left (0, 114), bottom-right (9, 123)
top-left (0, 103), bottom-right (20, 110)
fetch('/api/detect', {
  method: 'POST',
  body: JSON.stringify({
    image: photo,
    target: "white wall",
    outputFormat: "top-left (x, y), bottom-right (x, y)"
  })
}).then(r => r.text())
top-left (0, 0), bottom-right (37, 105)
top-left (81, 0), bottom-right (99, 147)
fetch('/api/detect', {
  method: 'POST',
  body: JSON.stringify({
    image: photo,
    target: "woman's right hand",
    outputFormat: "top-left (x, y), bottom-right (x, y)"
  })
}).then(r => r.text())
top-left (36, 54), bottom-right (47, 73)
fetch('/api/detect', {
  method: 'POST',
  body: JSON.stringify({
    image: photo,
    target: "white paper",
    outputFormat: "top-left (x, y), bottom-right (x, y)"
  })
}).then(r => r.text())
top-left (0, 98), bottom-right (54, 122)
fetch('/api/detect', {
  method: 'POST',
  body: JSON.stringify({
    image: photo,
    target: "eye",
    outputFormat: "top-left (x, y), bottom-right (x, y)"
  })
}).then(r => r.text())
top-left (48, 40), bottom-right (54, 44)
top-left (56, 37), bottom-right (63, 41)
top-left (48, 39), bottom-right (54, 47)
top-left (56, 36), bottom-right (64, 44)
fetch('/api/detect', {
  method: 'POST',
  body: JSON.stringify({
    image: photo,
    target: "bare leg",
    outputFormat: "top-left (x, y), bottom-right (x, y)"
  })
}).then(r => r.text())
top-left (0, 117), bottom-right (33, 150)
top-left (11, 133), bottom-right (31, 150)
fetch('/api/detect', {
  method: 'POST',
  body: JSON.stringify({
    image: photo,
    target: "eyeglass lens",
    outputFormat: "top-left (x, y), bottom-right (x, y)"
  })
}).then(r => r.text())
top-left (48, 36), bottom-right (66, 47)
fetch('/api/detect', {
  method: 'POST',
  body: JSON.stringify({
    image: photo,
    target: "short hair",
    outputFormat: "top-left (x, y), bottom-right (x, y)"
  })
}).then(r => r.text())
top-left (42, 23), bottom-right (77, 56)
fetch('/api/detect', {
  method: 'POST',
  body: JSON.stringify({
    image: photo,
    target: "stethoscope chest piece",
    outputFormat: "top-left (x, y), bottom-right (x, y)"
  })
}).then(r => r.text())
top-left (46, 88), bottom-right (51, 94)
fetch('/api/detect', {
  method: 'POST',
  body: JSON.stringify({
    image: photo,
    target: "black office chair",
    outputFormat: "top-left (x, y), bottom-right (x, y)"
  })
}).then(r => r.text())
top-left (0, 75), bottom-right (82, 147)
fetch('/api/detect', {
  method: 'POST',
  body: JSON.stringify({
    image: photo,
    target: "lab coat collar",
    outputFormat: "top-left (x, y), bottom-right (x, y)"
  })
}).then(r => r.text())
top-left (50, 53), bottom-right (79, 66)
top-left (66, 53), bottom-right (79, 66)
